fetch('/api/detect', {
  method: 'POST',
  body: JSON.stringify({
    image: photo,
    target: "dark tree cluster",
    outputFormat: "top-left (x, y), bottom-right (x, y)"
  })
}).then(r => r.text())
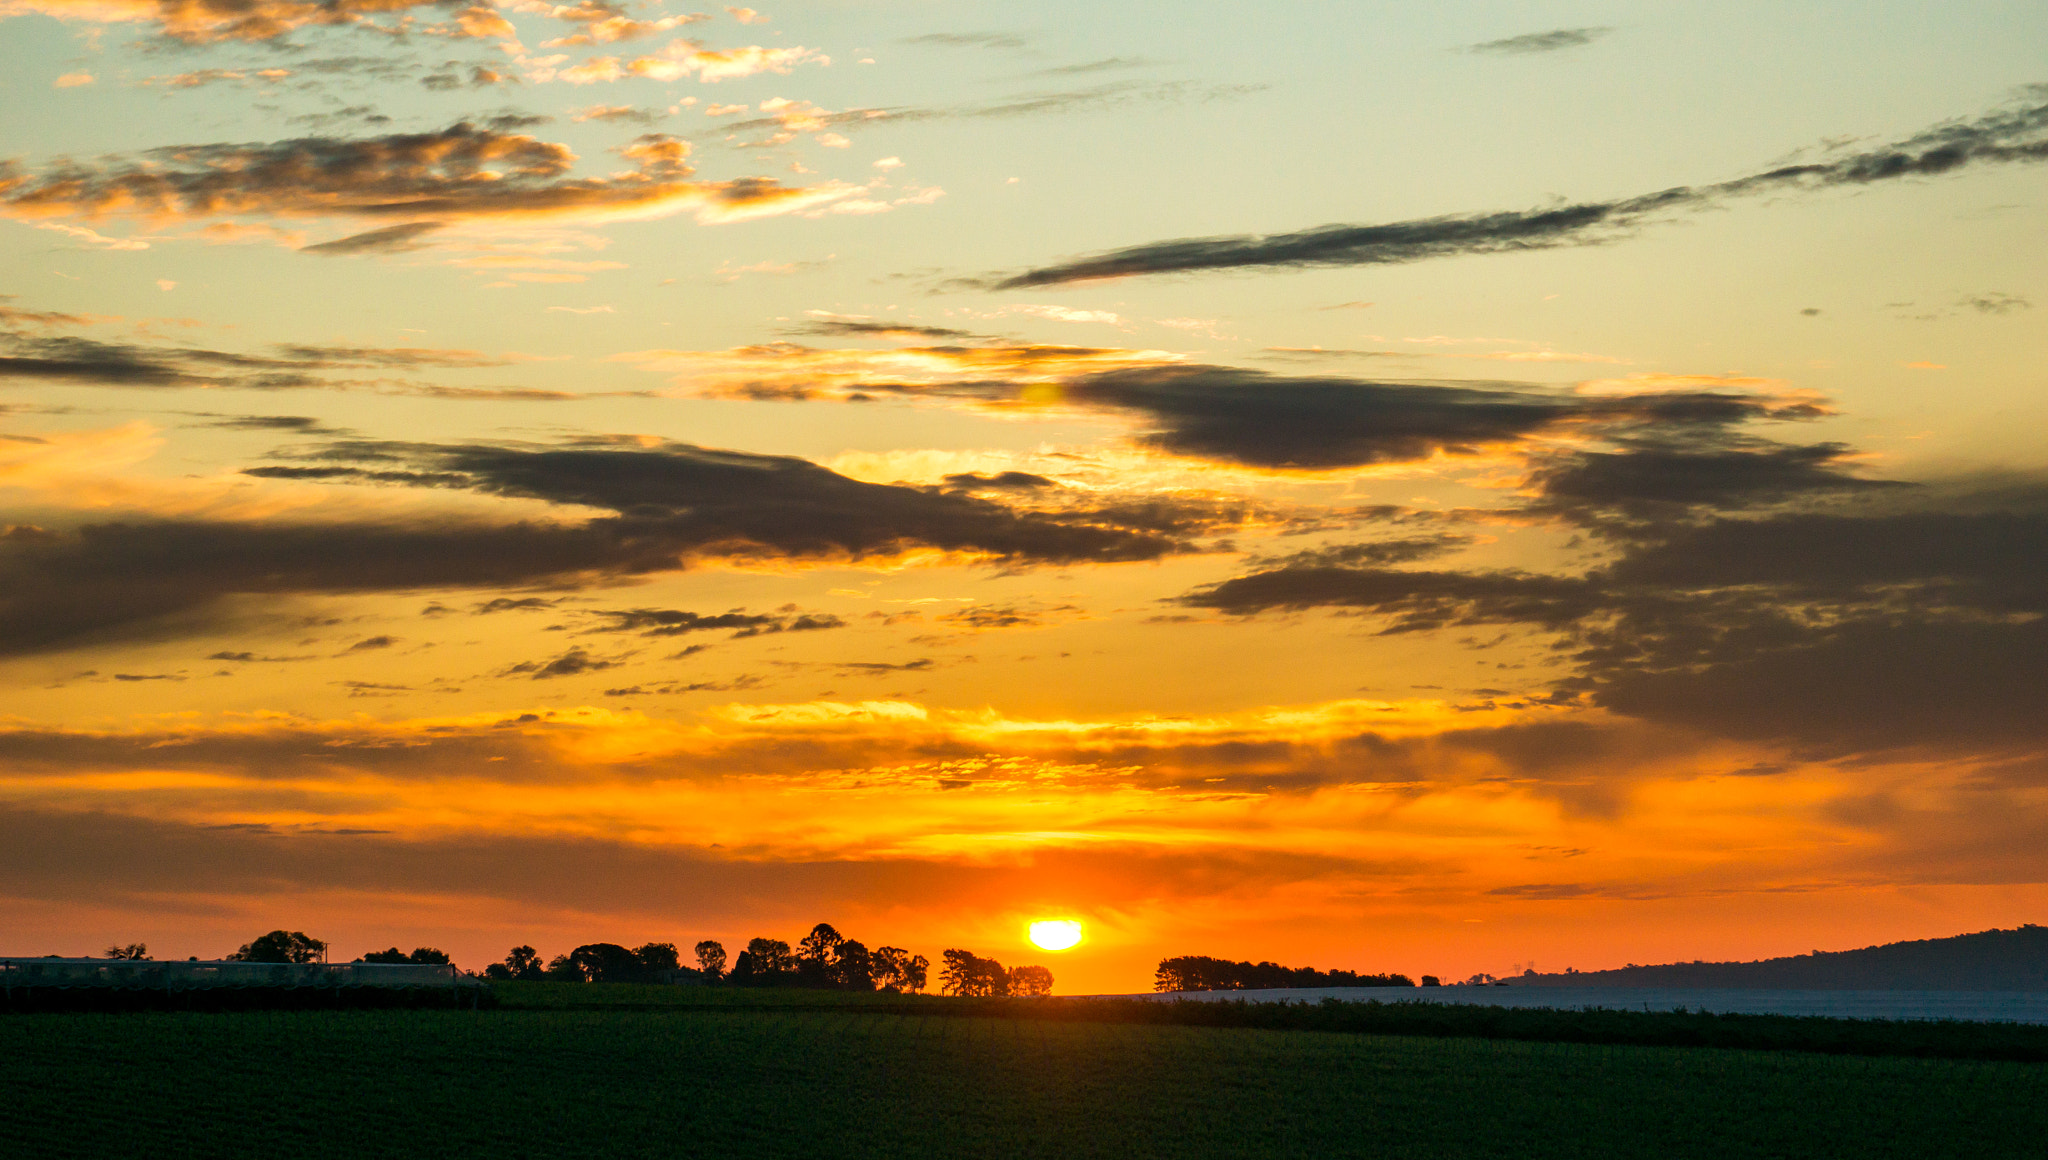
top-left (726, 924), bottom-right (929, 992)
top-left (357, 947), bottom-right (451, 965)
top-left (478, 925), bottom-right (931, 992)
top-left (1154, 955), bottom-right (1414, 992)
top-left (477, 941), bottom-right (691, 983)
top-left (939, 948), bottom-right (1054, 997)
top-left (226, 930), bottom-right (328, 964)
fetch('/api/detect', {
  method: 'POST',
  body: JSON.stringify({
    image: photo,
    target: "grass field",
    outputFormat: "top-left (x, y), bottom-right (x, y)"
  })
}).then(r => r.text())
top-left (7, 989), bottom-right (2047, 1158)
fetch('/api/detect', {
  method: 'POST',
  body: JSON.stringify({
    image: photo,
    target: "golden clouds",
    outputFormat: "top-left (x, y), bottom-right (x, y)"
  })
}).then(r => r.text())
top-left (0, 123), bottom-right (864, 239)
top-left (0, 694), bottom-right (1579, 866)
top-left (0, 694), bottom-right (2020, 920)
top-left (0, 0), bottom-right (423, 42)
top-left (0, 0), bottom-right (771, 48)
top-left (612, 338), bottom-right (1182, 402)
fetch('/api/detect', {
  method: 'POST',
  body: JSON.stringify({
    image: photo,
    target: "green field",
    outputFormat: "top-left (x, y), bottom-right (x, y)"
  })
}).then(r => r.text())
top-left (6, 988), bottom-right (2046, 1158)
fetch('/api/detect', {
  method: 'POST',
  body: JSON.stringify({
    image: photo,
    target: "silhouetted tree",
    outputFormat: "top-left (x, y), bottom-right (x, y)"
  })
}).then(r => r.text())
top-left (940, 949), bottom-right (1009, 997)
top-left (228, 930), bottom-right (326, 964)
top-left (797, 923), bottom-right (844, 962)
top-left (569, 942), bottom-right (644, 983)
top-left (545, 953), bottom-right (584, 982)
top-left (1008, 964), bottom-right (1054, 997)
top-left (103, 943), bottom-right (150, 960)
top-left (872, 947), bottom-right (929, 994)
top-left (733, 937), bottom-right (794, 986)
top-left (795, 923), bottom-right (845, 988)
top-left (359, 946), bottom-right (451, 965)
top-left (694, 939), bottom-right (727, 981)
top-left (835, 939), bottom-right (876, 992)
top-left (504, 945), bottom-right (544, 980)
top-left (634, 942), bottom-right (681, 973)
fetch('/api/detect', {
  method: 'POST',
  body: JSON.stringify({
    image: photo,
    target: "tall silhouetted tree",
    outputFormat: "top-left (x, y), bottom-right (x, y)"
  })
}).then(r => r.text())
top-left (228, 930), bottom-right (326, 964)
top-left (694, 939), bottom-right (727, 981)
top-left (103, 943), bottom-right (149, 960)
top-left (1008, 964), bottom-right (1054, 997)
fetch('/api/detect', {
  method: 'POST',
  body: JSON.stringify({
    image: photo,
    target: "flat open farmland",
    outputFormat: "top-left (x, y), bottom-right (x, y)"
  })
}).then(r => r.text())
top-left (5, 1004), bottom-right (2046, 1158)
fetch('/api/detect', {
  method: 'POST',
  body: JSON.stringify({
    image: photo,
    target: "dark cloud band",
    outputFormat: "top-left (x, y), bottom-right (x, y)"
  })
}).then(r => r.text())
top-left (0, 439), bottom-right (1193, 656)
top-left (1058, 364), bottom-right (1826, 470)
top-left (1181, 495), bottom-right (2048, 756)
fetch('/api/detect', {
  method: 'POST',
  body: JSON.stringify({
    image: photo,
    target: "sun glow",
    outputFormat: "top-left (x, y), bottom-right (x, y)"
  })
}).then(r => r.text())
top-left (1028, 919), bottom-right (1084, 951)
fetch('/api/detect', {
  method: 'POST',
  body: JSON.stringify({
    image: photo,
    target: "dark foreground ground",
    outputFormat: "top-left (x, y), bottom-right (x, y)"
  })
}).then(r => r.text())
top-left (6, 987), bottom-right (2046, 1158)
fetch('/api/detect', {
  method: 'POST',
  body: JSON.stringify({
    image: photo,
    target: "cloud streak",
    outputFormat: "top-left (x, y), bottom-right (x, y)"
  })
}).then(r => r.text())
top-left (995, 94), bottom-right (2048, 287)
top-left (0, 327), bottom-right (509, 391)
top-left (1465, 28), bottom-right (1612, 55)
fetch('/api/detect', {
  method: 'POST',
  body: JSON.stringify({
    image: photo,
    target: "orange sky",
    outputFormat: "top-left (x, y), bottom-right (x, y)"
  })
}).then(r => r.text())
top-left (2, 1), bottom-right (2046, 991)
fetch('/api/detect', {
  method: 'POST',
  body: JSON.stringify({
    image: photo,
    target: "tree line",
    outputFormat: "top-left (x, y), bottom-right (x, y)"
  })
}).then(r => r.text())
top-left (96, 926), bottom-right (1054, 996)
top-left (99, 932), bottom-right (448, 966)
top-left (1154, 955), bottom-right (1424, 992)
top-left (939, 949), bottom-right (1053, 997)
top-left (471, 923), bottom-right (936, 991)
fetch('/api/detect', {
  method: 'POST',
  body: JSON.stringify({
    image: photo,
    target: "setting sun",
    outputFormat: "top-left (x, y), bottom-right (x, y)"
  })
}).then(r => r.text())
top-left (1028, 920), bottom-right (1084, 952)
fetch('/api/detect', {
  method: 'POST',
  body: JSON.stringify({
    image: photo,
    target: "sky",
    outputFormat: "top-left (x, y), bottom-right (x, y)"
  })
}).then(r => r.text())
top-left (1, 0), bottom-right (2045, 993)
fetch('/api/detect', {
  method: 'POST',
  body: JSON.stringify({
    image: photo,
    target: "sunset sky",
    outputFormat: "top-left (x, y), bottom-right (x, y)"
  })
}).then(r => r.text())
top-left (2, 1), bottom-right (2045, 992)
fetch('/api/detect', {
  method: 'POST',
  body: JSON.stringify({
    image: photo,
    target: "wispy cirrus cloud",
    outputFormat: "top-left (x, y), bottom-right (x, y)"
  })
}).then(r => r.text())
top-left (720, 80), bottom-right (1263, 148)
top-left (902, 31), bottom-right (1026, 50)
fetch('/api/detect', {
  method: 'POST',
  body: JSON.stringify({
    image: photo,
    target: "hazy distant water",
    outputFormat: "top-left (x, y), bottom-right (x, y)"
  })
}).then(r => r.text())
top-left (1112, 987), bottom-right (2048, 1024)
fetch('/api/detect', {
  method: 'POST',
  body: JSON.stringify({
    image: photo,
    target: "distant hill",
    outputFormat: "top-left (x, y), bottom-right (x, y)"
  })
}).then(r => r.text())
top-left (1513, 925), bottom-right (2048, 991)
